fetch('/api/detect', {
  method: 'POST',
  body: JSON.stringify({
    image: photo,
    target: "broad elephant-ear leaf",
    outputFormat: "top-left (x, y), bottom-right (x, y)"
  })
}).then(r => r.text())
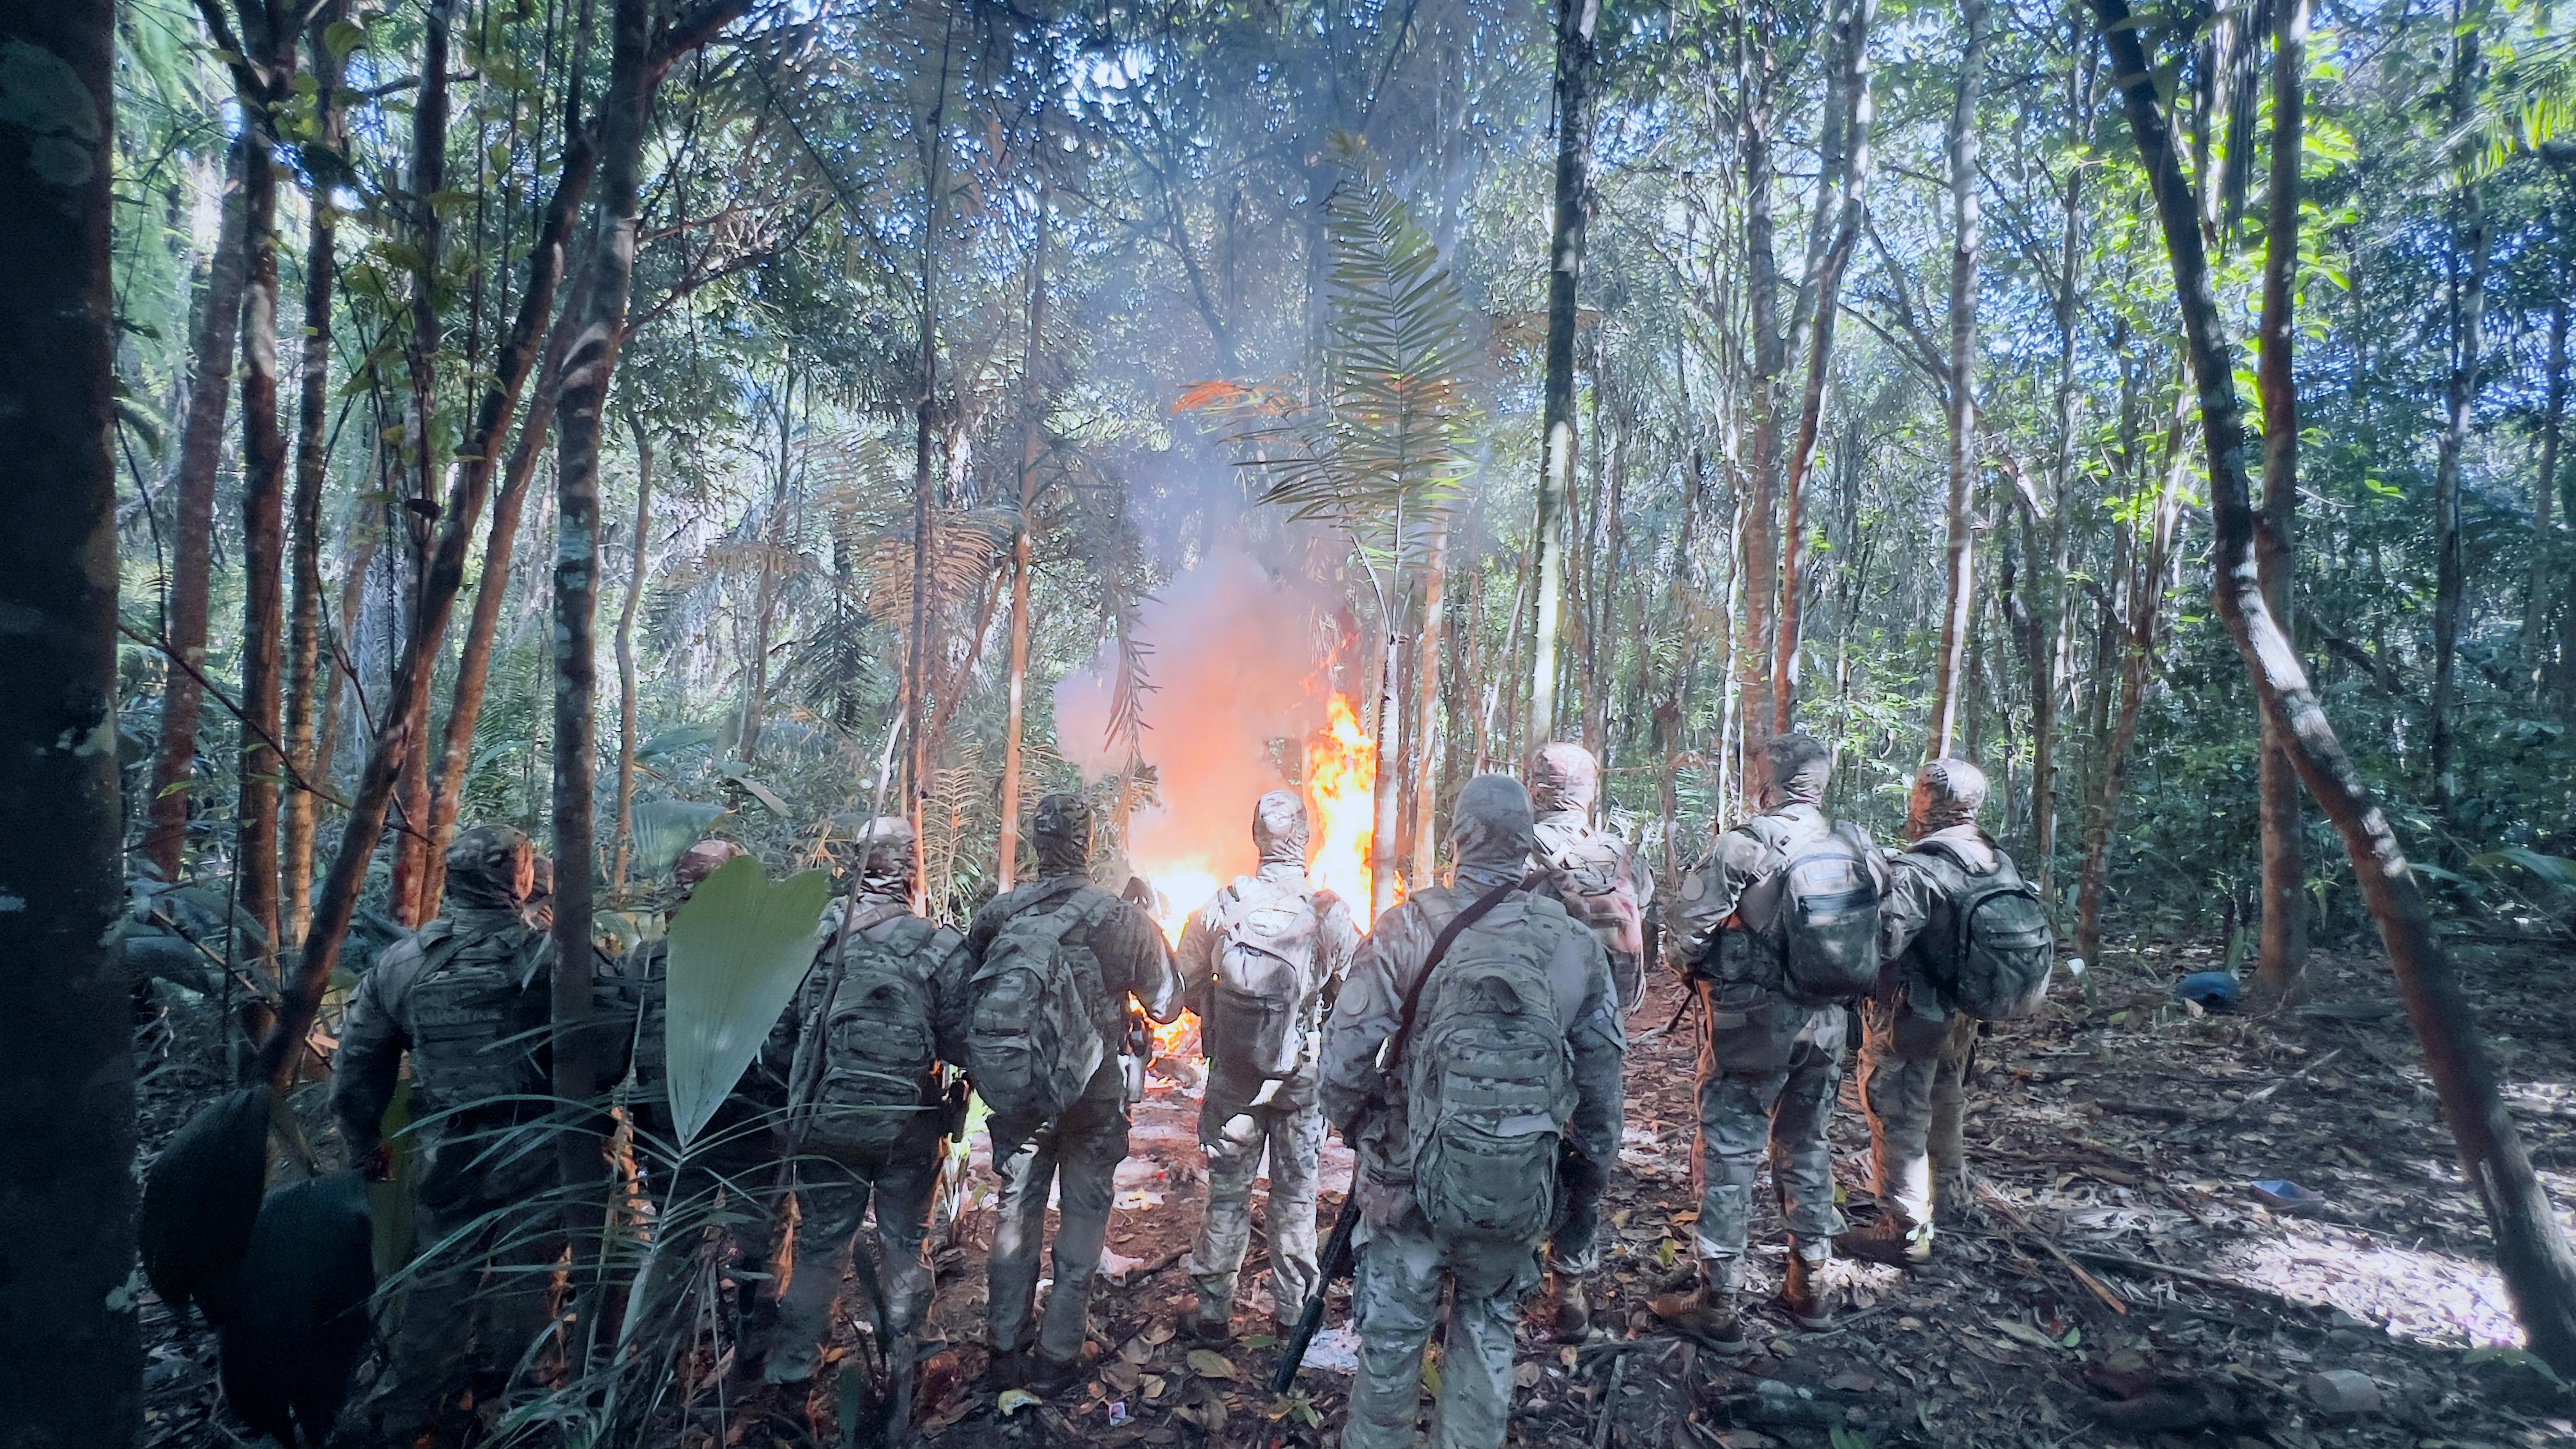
top-left (631, 798), bottom-right (729, 880)
top-left (663, 856), bottom-right (834, 1149)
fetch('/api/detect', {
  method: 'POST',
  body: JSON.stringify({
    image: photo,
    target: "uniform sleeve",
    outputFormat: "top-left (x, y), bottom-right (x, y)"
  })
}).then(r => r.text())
top-left (933, 920), bottom-right (983, 1067)
top-left (1316, 904), bottom-right (1431, 1134)
top-left (1880, 855), bottom-right (1939, 965)
top-left (1099, 898), bottom-right (1183, 1024)
top-left (1562, 926), bottom-right (1627, 1166)
top-left (331, 955), bottom-right (410, 1160)
top-left (1174, 894), bottom-right (1225, 1019)
top-left (1314, 894), bottom-right (1361, 1003)
top-left (1666, 830), bottom-right (1767, 974)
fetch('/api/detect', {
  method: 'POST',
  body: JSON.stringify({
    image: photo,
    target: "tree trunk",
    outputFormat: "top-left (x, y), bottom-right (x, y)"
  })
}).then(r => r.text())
top-left (1529, 0), bottom-right (1598, 753)
top-left (906, 16), bottom-right (955, 914)
top-left (1370, 617), bottom-right (1405, 919)
top-left (418, 131), bottom-right (600, 913)
top-left (1929, 0), bottom-right (1989, 759)
top-left (1772, 0), bottom-right (1876, 733)
top-left (1412, 521), bottom-right (1449, 886)
top-left (283, 2), bottom-right (348, 951)
top-left (2096, 0), bottom-right (2576, 1372)
top-left (143, 138), bottom-right (247, 882)
top-left (2028, 22), bottom-right (2091, 904)
top-left (390, 3), bottom-right (454, 923)
top-left (1737, 26), bottom-right (1784, 792)
top-left (610, 414), bottom-right (652, 892)
top-left (740, 369), bottom-right (796, 766)
top-left (2252, 0), bottom-right (2312, 1003)
top-left (2427, 8), bottom-right (2485, 821)
top-left (2527, 298), bottom-right (2565, 689)
top-left (0, 3), bottom-right (137, 1429)
top-left (999, 179), bottom-right (1048, 894)
top-left (234, 14), bottom-right (298, 968)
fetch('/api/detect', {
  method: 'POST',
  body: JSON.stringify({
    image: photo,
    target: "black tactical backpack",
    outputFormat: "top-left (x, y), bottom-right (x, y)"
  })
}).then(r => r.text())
top-left (1914, 838), bottom-right (2055, 1020)
top-left (964, 884), bottom-right (1112, 1125)
top-left (810, 906), bottom-right (947, 1154)
top-left (1738, 814), bottom-right (1884, 1006)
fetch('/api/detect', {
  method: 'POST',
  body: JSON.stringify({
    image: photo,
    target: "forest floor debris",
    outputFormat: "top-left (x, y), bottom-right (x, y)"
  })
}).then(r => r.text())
top-left (132, 938), bottom-right (2576, 1446)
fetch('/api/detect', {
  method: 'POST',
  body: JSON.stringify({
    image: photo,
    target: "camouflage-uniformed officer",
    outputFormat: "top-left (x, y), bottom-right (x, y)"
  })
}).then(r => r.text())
top-left (1319, 776), bottom-right (1625, 1449)
top-left (1529, 741), bottom-right (1654, 1011)
top-left (1171, 790), bottom-right (1360, 1345)
top-left (765, 815), bottom-right (965, 1384)
top-left (333, 825), bottom-right (623, 1437)
top-left (959, 792), bottom-right (1181, 1395)
top-left (626, 839), bottom-right (799, 1338)
top-left (1652, 733), bottom-right (1867, 1342)
top-left (1842, 758), bottom-right (2004, 1266)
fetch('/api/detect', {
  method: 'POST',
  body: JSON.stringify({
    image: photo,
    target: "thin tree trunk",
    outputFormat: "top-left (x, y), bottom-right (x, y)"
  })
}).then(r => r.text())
top-left (282, 3), bottom-right (348, 949)
top-left (1370, 611), bottom-right (1405, 919)
top-left (2097, 0), bottom-right (2576, 1372)
top-left (1530, 0), bottom-right (1598, 753)
top-left (2526, 298), bottom-right (2566, 687)
top-left (1772, 0), bottom-right (1876, 732)
top-left (998, 180), bottom-right (1048, 894)
top-left (610, 414), bottom-right (652, 892)
top-left (2428, 6), bottom-right (2486, 820)
top-left (906, 16), bottom-right (956, 914)
top-left (2029, 17), bottom-right (2090, 904)
top-left (2253, 0), bottom-right (2312, 1003)
top-left (144, 137), bottom-right (247, 882)
top-left (1737, 26), bottom-right (1784, 792)
top-left (1412, 521), bottom-right (1448, 885)
top-left (740, 369), bottom-right (795, 766)
top-left (1929, 0), bottom-right (1989, 759)
top-left (0, 3), bottom-right (137, 1430)
top-left (417, 131), bottom-right (600, 912)
top-left (390, 3), bottom-right (453, 923)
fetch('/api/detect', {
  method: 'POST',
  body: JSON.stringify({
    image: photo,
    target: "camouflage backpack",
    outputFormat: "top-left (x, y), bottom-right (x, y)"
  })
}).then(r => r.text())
top-left (1205, 876), bottom-right (1324, 1082)
top-left (403, 919), bottom-right (551, 1116)
top-left (1533, 822), bottom-right (1644, 956)
top-left (1913, 838), bottom-right (2055, 1020)
top-left (965, 884), bottom-right (1113, 1125)
top-left (1402, 894), bottom-right (1578, 1249)
top-left (809, 905), bottom-right (947, 1154)
top-left (1736, 813), bottom-right (1883, 1006)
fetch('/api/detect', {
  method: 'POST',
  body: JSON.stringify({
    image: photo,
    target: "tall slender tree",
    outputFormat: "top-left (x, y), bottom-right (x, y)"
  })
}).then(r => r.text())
top-left (2252, 0), bottom-right (2312, 1000)
top-left (1529, 0), bottom-right (1599, 750)
top-left (1929, 0), bottom-right (1989, 758)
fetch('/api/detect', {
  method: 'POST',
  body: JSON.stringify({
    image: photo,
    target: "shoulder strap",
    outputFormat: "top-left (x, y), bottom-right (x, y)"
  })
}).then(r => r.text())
top-left (1384, 878), bottom-right (1524, 1075)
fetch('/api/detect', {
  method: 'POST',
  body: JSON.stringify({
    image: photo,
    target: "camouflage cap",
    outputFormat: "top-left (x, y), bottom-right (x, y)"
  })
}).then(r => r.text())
top-left (675, 838), bottom-right (748, 892)
top-left (831, 813), bottom-right (917, 893)
top-left (1761, 732), bottom-right (1833, 809)
top-left (1031, 792), bottom-right (1093, 876)
top-left (1449, 774), bottom-right (1537, 875)
top-left (1908, 757), bottom-right (1990, 837)
top-left (445, 825), bottom-right (535, 910)
top-left (1529, 742), bottom-right (1600, 816)
top-left (1251, 789), bottom-right (1309, 864)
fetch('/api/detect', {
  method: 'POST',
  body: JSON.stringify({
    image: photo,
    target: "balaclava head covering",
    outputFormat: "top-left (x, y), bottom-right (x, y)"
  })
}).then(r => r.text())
top-left (1450, 774), bottom-right (1537, 890)
top-left (1529, 742), bottom-right (1600, 818)
top-left (445, 825), bottom-right (535, 912)
top-left (1031, 792), bottom-right (1093, 878)
top-left (1760, 732), bottom-right (1833, 811)
top-left (1251, 789), bottom-right (1309, 866)
top-left (1907, 758), bottom-right (1990, 840)
top-left (675, 838), bottom-right (748, 894)
top-left (831, 813), bottom-right (918, 897)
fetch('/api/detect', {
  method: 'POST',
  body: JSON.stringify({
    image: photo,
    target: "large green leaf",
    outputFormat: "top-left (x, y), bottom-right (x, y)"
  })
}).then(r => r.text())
top-left (662, 855), bottom-right (832, 1149)
top-left (631, 798), bottom-right (729, 882)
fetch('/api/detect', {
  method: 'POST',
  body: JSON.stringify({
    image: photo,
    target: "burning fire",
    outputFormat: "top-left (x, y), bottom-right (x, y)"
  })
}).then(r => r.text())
top-left (1140, 693), bottom-right (1399, 953)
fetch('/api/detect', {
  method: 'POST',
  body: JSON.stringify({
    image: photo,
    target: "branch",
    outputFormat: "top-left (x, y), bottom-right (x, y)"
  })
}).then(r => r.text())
top-left (120, 622), bottom-right (358, 815)
top-left (649, 0), bottom-right (755, 79)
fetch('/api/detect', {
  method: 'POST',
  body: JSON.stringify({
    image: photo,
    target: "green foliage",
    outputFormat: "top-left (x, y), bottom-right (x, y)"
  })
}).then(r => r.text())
top-left (659, 856), bottom-right (832, 1149)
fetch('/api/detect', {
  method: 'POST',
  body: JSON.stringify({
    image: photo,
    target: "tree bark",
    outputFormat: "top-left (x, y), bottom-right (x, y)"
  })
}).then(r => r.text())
top-left (999, 178), bottom-right (1048, 894)
top-left (2096, 0), bottom-right (2576, 1373)
top-left (0, 2), bottom-right (137, 1430)
top-left (143, 137), bottom-right (247, 882)
top-left (2028, 18), bottom-right (2092, 904)
top-left (2428, 7), bottom-right (2485, 820)
top-left (417, 131), bottom-right (599, 912)
top-left (1929, 0), bottom-right (1989, 759)
top-left (906, 15), bottom-right (956, 914)
top-left (1772, 0), bottom-right (1876, 732)
top-left (1370, 617), bottom-right (1406, 919)
top-left (2253, 0), bottom-right (2312, 1002)
top-left (1529, 0), bottom-right (1598, 753)
top-left (1413, 521), bottom-right (1449, 887)
top-left (389, 2), bottom-right (454, 923)
top-left (2527, 298), bottom-right (2565, 689)
top-left (740, 369), bottom-right (795, 766)
top-left (283, 3), bottom-right (348, 950)
top-left (610, 413), bottom-right (652, 892)
top-left (1736, 25), bottom-right (1784, 793)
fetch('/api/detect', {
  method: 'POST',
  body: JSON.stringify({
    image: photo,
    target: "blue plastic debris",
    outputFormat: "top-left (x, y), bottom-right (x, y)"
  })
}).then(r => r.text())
top-left (2174, 970), bottom-right (2240, 1013)
top-left (2251, 1178), bottom-right (2328, 1216)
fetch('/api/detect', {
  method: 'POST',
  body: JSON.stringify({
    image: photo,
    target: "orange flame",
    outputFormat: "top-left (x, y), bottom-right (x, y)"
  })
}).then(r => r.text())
top-left (1303, 694), bottom-right (1385, 919)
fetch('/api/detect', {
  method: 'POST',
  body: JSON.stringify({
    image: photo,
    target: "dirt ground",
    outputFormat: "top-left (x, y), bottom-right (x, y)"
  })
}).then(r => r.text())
top-left (139, 937), bottom-right (2576, 1448)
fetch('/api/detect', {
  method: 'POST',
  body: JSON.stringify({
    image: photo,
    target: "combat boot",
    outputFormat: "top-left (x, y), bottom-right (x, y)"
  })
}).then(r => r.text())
top-left (1648, 1259), bottom-right (1747, 1356)
top-left (1182, 1287), bottom-right (1233, 1349)
top-left (1025, 1342), bottom-right (1101, 1399)
top-left (1777, 1243), bottom-right (1846, 1331)
top-left (1834, 1215), bottom-right (1932, 1268)
top-left (1549, 1273), bottom-right (1591, 1344)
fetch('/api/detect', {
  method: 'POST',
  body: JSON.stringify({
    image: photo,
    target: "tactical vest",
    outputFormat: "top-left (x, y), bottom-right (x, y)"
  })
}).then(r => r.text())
top-left (1533, 819), bottom-right (1644, 956)
top-left (808, 903), bottom-right (950, 1154)
top-left (401, 918), bottom-right (551, 1119)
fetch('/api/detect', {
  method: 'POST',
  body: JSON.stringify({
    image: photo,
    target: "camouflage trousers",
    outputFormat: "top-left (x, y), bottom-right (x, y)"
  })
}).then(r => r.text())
top-left (1340, 1212), bottom-right (1541, 1449)
top-left (1691, 985), bottom-right (1847, 1268)
top-left (358, 1193), bottom-right (562, 1439)
top-left (1857, 977), bottom-right (1951, 1229)
top-left (765, 1134), bottom-right (944, 1383)
top-left (989, 1081), bottom-right (1129, 1362)
top-left (1187, 1093), bottom-right (1323, 1324)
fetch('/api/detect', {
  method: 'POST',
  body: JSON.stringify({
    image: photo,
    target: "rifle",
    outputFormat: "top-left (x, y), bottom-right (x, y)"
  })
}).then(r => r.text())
top-left (1268, 876), bottom-right (1523, 1395)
